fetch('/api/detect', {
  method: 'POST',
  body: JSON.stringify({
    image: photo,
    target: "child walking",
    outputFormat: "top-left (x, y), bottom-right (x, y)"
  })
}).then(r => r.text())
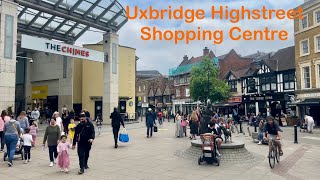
top-left (68, 119), bottom-right (76, 144)
top-left (57, 135), bottom-right (70, 173)
top-left (29, 121), bottom-right (38, 147)
top-left (96, 113), bottom-right (103, 136)
top-left (22, 128), bottom-right (33, 163)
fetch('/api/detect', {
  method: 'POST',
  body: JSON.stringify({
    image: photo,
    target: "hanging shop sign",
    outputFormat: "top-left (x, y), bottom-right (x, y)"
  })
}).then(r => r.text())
top-left (21, 34), bottom-right (104, 62)
top-left (32, 85), bottom-right (48, 99)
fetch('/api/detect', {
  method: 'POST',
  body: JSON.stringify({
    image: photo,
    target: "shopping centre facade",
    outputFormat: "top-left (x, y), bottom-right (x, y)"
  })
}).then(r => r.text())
top-left (0, 0), bottom-right (134, 123)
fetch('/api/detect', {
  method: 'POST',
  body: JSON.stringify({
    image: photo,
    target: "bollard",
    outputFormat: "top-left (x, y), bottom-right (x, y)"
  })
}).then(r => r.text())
top-left (294, 125), bottom-right (298, 144)
top-left (254, 125), bottom-right (257, 132)
top-left (240, 121), bottom-right (243, 133)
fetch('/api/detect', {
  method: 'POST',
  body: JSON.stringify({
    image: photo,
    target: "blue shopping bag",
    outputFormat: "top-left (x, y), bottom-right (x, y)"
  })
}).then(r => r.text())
top-left (119, 128), bottom-right (129, 143)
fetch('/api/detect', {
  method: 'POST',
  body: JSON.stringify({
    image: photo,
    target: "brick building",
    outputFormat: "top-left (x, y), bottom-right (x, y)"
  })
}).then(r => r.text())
top-left (170, 47), bottom-right (216, 114)
top-left (294, 0), bottom-right (320, 125)
top-left (136, 71), bottom-right (174, 116)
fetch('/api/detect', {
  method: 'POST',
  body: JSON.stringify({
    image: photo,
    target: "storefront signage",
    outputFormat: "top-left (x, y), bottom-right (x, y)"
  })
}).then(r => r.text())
top-left (142, 103), bottom-right (149, 108)
top-left (32, 85), bottom-right (48, 99)
top-left (303, 93), bottom-right (320, 98)
top-left (21, 34), bottom-right (104, 62)
top-left (249, 96), bottom-right (272, 101)
top-left (228, 96), bottom-right (242, 103)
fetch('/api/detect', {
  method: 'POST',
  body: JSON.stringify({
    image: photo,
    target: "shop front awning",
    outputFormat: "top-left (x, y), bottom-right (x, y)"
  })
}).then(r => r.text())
top-left (297, 98), bottom-right (320, 106)
top-left (15, 0), bottom-right (128, 42)
top-left (212, 102), bottom-right (241, 107)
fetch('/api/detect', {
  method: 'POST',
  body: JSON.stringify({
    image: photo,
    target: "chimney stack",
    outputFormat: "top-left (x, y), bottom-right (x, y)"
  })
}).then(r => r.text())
top-left (183, 55), bottom-right (188, 62)
top-left (203, 47), bottom-right (209, 56)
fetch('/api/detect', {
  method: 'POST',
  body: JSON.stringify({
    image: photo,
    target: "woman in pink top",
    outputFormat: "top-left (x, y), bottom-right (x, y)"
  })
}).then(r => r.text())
top-left (0, 110), bottom-right (10, 151)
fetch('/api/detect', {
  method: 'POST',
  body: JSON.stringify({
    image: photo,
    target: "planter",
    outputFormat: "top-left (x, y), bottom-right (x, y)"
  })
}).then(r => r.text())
top-left (286, 117), bottom-right (298, 126)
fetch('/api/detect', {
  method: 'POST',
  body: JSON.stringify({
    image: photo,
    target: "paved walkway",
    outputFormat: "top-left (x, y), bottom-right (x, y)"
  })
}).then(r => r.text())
top-left (0, 121), bottom-right (319, 180)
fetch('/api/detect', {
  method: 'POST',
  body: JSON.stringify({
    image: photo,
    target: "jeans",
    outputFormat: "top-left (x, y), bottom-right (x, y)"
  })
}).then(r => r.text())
top-left (113, 126), bottom-right (120, 145)
top-left (78, 144), bottom-right (92, 169)
top-left (258, 132), bottom-right (263, 141)
top-left (4, 134), bottom-right (19, 162)
top-left (147, 126), bottom-right (153, 137)
top-left (158, 118), bottom-right (163, 125)
top-left (23, 146), bottom-right (31, 160)
top-left (0, 131), bottom-right (4, 150)
top-left (48, 145), bottom-right (58, 162)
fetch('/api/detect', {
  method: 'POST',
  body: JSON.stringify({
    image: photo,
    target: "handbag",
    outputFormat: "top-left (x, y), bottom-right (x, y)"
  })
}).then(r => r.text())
top-left (119, 128), bottom-right (129, 143)
top-left (153, 126), bottom-right (158, 132)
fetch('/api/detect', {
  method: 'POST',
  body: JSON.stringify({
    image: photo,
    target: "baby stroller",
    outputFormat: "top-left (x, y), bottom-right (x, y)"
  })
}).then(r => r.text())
top-left (300, 123), bottom-right (308, 132)
top-left (3, 137), bottom-right (24, 161)
top-left (198, 133), bottom-right (220, 166)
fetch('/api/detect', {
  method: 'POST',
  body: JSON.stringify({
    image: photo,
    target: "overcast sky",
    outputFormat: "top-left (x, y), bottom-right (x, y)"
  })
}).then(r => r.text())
top-left (76, 0), bottom-right (305, 75)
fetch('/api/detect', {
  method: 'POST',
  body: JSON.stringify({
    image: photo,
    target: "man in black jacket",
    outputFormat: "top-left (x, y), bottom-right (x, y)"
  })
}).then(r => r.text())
top-left (110, 107), bottom-right (125, 148)
top-left (72, 114), bottom-right (95, 174)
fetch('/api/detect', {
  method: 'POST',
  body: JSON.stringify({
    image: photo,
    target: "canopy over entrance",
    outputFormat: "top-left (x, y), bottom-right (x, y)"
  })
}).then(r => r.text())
top-left (15, 0), bottom-right (128, 42)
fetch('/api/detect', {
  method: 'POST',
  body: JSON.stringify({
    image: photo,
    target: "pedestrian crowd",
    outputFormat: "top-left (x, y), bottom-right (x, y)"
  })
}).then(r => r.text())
top-left (0, 106), bottom-right (95, 175)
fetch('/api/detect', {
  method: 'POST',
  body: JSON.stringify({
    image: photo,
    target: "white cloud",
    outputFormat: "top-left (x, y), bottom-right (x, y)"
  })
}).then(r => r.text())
top-left (76, 0), bottom-right (304, 75)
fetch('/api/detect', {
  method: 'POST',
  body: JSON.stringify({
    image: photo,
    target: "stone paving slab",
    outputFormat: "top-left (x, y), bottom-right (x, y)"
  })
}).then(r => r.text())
top-left (0, 122), bottom-right (319, 180)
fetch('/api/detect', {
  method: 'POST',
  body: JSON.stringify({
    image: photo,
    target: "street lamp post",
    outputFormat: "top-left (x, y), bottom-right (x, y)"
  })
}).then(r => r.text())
top-left (206, 65), bottom-right (210, 106)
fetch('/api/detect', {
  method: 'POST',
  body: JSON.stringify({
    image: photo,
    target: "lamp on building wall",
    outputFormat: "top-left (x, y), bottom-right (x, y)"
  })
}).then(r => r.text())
top-left (16, 56), bottom-right (34, 63)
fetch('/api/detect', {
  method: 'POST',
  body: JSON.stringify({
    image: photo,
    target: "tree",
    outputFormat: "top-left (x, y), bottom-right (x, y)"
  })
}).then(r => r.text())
top-left (190, 56), bottom-right (230, 104)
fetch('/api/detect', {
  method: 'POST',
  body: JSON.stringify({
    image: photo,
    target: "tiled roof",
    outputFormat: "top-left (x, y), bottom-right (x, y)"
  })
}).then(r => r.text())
top-left (178, 51), bottom-right (215, 67)
top-left (137, 70), bottom-right (163, 77)
top-left (263, 46), bottom-right (295, 71)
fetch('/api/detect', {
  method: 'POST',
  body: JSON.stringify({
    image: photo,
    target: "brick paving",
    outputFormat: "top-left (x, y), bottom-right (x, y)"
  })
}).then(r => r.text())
top-left (0, 121), bottom-right (319, 180)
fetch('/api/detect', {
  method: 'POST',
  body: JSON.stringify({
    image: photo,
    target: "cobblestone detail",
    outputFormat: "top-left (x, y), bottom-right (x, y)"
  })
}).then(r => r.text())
top-left (174, 146), bottom-right (264, 164)
top-left (272, 144), bottom-right (312, 179)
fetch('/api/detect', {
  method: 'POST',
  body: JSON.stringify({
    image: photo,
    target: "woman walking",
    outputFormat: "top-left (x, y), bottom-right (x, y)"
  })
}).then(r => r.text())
top-left (0, 110), bottom-right (11, 152)
top-left (175, 111), bottom-right (183, 138)
top-left (17, 111), bottom-right (29, 134)
top-left (3, 116), bottom-right (22, 166)
top-left (189, 109), bottom-right (199, 140)
top-left (43, 118), bottom-right (61, 167)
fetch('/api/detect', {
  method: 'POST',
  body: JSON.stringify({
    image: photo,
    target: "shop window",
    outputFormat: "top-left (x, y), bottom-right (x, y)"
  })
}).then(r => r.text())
top-left (228, 80), bottom-right (237, 92)
top-left (260, 75), bottom-right (277, 92)
top-left (143, 96), bottom-right (146, 102)
top-left (303, 66), bottom-right (311, 89)
top-left (283, 73), bottom-right (295, 90)
top-left (4, 15), bottom-right (14, 59)
top-left (138, 86), bottom-right (141, 92)
top-left (143, 85), bottom-right (146, 91)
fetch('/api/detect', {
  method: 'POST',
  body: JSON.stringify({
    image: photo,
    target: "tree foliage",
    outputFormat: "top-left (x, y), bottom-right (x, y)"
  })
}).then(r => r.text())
top-left (190, 56), bottom-right (230, 103)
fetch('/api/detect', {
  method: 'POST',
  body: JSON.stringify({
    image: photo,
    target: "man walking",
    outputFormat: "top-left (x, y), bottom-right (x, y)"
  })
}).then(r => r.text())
top-left (146, 108), bottom-right (156, 138)
top-left (110, 108), bottom-right (125, 148)
top-left (31, 107), bottom-right (40, 124)
top-left (72, 114), bottom-right (95, 174)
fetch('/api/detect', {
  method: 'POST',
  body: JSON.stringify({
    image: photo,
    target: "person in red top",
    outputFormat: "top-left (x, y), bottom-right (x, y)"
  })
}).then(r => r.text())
top-left (157, 110), bottom-right (163, 125)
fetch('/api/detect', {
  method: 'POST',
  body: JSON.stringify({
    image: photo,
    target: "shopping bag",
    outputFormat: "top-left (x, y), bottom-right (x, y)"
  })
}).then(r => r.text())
top-left (119, 128), bottom-right (129, 143)
top-left (154, 126), bottom-right (158, 132)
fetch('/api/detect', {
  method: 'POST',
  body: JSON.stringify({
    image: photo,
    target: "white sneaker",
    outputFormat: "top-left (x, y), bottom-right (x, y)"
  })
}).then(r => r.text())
top-left (258, 141), bottom-right (262, 145)
top-left (49, 162), bottom-right (54, 167)
top-left (28, 159), bottom-right (31, 162)
top-left (24, 160), bottom-right (28, 164)
top-left (60, 168), bottom-right (65, 172)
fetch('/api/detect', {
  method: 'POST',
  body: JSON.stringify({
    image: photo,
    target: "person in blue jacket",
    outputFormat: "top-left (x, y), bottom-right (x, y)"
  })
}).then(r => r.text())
top-left (146, 108), bottom-right (156, 138)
